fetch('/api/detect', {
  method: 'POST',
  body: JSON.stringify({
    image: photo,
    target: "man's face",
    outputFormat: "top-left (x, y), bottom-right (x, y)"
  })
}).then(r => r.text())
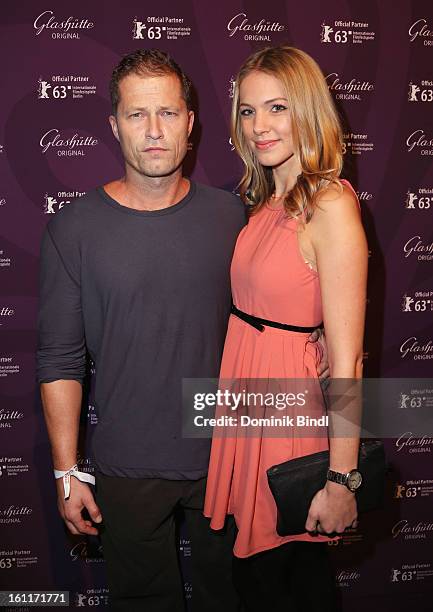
top-left (109, 72), bottom-right (194, 178)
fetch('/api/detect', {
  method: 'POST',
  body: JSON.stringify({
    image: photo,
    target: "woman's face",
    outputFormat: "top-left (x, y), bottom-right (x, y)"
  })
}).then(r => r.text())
top-left (239, 70), bottom-right (295, 169)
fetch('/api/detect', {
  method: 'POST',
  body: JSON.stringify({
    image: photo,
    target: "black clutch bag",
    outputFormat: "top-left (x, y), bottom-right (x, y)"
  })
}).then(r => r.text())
top-left (266, 440), bottom-right (387, 536)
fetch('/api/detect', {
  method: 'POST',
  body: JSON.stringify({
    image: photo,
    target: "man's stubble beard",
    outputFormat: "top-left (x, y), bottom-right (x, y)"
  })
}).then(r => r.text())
top-left (133, 149), bottom-right (187, 179)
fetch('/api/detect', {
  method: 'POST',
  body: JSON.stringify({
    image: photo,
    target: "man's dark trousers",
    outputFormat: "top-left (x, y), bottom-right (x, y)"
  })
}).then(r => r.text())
top-left (95, 474), bottom-right (240, 612)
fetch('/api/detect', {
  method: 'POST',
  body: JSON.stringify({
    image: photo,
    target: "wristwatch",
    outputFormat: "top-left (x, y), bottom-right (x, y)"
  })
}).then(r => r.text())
top-left (326, 468), bottom-right (363, 492)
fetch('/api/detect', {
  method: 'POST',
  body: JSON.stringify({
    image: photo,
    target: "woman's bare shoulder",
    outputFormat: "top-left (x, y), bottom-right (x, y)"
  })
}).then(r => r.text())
top-left (311, 180), bottom-right (360, 228)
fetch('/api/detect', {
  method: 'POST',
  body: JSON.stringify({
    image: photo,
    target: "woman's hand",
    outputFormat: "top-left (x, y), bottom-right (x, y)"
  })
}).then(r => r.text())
top-left (308, 328), bottom-right (330, 383)
top-left (305, 480), bottom-right (358, 535)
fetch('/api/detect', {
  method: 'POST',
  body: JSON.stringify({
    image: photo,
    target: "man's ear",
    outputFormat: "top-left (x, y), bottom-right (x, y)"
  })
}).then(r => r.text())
top-left (109, 115), bottom-right (120, 142)
top-left (187, 110), bottom-right (194, 137)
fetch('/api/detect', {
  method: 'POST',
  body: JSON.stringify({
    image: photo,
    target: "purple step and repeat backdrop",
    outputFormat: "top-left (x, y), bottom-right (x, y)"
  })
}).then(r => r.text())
top-left (1, 0), bottom-right (433, 610)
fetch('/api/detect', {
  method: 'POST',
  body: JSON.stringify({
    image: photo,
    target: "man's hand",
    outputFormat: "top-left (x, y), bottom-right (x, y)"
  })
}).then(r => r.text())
top-left (308, 328), bottom-right (330, 382)
top-left (56, 477), bottom-right (102, 536)
top-left (305, 480), bottom-right (357, 535)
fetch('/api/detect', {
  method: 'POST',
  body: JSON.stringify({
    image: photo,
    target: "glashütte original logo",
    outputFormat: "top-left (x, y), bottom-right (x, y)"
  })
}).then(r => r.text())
top-left (76, 453), bottom-right (95, 477)
top-left (320, 20), bottom-right (376, 45)
top-left (392, 519), bottom-right (433, 540)
top-left (336, 570), bottom-right (361, 588)
top-left (70, 540), bottom-right (104, 563)
top-left (355, 189), bottom-right (373, 202)
top-left (40, 129), bottom-right (98, 157)
top-left (33, 10), bottom-right (94, 38)
top-left (406, 129), bottom-right (433, 155)
top-left (400, 336), bottom-right (433, 360)
top-left (0, 408), bottom-right (24, 429)
top-left (408, 18), bottom-right (433, 45)
top-left (227, 13), bottom-right (285, 41)
top-left (184, 582), bottom-right (192, 600)
top-left (0, 307), bottom-right (14, 327)
top-left (0, 505), bottom-right (33, 524)
top-left (403, 236), bottom-right (433, 261)
top-left (326, 73), bottom-right (374, 101)
top-left (396, 432), bottom-right (433, 453)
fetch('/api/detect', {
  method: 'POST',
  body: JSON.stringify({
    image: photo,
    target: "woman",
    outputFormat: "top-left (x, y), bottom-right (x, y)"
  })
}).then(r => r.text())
top-left (204, 46), bottom-right (367, 610)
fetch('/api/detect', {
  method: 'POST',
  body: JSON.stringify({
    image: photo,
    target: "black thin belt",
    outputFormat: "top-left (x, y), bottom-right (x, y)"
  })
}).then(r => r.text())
top-left (231, 304), bottom-right (323, 334)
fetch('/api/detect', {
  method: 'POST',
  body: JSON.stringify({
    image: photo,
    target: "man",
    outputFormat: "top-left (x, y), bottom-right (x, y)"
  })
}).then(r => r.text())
top-left (37, 49), bottom-right (327, 612)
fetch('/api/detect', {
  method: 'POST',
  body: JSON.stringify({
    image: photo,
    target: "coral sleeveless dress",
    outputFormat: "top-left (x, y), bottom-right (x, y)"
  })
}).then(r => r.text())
top-left (203, 186), bottom-right (349, 558)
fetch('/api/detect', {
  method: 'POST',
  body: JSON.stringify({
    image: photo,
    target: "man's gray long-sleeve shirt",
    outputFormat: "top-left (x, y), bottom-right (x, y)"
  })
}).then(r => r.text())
top-left (37, 182), bottom-right (246, 478)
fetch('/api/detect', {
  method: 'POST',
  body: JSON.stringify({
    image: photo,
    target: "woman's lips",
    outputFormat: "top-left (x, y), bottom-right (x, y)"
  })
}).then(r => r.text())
top-left (254, 140), bottom-right (279, 150)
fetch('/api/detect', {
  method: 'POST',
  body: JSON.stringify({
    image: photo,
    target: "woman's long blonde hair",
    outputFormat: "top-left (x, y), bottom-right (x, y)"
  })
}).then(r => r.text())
top-left (231, 45), bottom-right (343, 220)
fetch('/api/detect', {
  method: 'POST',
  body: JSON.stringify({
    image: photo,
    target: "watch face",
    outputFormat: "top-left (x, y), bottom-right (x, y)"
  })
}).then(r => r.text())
top-left (347, 470), bottom-right (362, 491)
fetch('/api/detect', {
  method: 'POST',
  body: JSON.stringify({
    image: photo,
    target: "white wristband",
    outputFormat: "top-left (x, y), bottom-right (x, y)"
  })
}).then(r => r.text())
top-left (54, 464), bottom-right (96, 500)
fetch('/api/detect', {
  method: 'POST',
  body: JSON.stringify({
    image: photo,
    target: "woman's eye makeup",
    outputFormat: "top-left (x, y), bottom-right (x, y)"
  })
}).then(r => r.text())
top-left (271, 104), bottom-right (287, 112)
top-left (239, 104), bottom-right (288, 116)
